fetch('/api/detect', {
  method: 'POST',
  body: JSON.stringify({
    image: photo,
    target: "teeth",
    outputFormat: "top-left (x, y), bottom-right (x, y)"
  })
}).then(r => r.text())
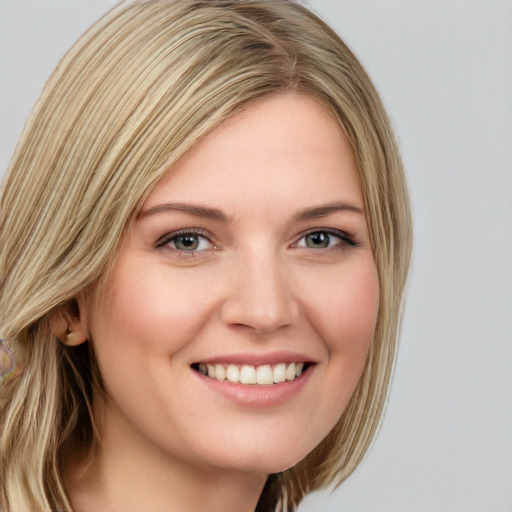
top-left (196, 362), bottom-right (307, 385)
top-left (240, 365), bottom-right (257, 384)
top-left (227, 364), bottom-right (240, 383)
top-left (206, 363), bottom-right (216, 379)
top-left (215, 364), bottom-right (226, 381)
top-left (273, 363), bottom-right (286, 383)
top-left (286, 363), bottom-right (296, 381)
top-left (256, 365), bottom-right (273, 385)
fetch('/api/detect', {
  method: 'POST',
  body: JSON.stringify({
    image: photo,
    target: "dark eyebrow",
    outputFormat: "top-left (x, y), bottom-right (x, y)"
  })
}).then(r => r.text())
top-left (138, 202), bottom-right (229, 222)
top-left (292, 202), bottom-right (363, 222)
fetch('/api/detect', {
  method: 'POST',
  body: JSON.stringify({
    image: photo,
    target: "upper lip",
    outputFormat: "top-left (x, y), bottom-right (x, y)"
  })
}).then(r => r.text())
top-left (192, 350), bottom-right (316, 366)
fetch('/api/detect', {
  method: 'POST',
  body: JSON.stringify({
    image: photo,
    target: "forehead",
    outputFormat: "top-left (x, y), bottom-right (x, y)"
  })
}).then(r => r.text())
top-left (143, 93), bottom-right (363, 216)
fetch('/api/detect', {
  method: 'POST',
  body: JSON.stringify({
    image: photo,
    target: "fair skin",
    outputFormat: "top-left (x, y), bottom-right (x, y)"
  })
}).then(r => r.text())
top-left (66, 93), bottom-right (379, 512)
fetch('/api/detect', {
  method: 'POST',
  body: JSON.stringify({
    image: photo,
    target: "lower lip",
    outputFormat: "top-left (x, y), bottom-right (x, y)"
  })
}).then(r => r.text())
top-left (194, 367), bottom-right (313, 408)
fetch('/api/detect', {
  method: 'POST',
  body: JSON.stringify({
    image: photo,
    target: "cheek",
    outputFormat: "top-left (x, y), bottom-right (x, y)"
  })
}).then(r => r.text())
top-left (305, 260), bottom-right (380, 422)
top-left (87, 269), bottom-right (211, 378)
top-left (295, 259), bottom-right (379, 407)
top-left (306, 261), bottom-right (380, 356)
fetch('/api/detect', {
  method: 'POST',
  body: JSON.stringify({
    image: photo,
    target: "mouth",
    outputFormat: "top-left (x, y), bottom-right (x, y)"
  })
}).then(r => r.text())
top-left (191, 362), bottom-right (312, 385)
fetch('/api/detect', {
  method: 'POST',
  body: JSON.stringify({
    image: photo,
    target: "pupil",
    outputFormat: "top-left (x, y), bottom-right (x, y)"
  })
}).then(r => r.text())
top-left (176, 235), bottom-right (199, 250)
top-left (307, 232), bottom-right (329, 248)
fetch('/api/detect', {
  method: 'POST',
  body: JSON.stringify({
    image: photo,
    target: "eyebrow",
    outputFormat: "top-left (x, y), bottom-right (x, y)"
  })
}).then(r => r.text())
top-left (138, 200), bottom-right (363, 223)
top-left (138, 202), bottom-right (229, 222)
top-left (291, 202), bottom-right (363, 222)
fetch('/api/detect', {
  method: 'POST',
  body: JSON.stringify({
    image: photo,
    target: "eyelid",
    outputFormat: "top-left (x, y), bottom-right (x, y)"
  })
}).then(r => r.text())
top-left (291, 228), bottom-right (359, 248)
top-left (155, 228), bottom-right (218, 251)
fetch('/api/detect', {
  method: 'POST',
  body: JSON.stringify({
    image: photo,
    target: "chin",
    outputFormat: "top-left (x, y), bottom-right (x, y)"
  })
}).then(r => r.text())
top-left (200, 435), bottom-right (320, 476)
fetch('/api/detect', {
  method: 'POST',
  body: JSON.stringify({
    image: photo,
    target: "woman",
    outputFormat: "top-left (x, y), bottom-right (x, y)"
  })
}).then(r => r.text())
top-left (0, 1), bottom-right (412, 510)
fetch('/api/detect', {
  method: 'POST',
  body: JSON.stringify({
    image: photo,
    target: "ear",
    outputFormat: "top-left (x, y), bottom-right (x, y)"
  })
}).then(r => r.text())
top-left (50, 297), bottom-right (89, 347)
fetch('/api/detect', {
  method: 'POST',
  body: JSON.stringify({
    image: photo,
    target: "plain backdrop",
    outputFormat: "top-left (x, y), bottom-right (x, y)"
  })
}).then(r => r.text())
top-left (1, 1), bottom-right (511, 511)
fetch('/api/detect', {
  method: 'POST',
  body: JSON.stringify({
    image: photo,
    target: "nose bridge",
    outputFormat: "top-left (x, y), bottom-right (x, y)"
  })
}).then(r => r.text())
top-left (221, 243), bottom-right (298, 334)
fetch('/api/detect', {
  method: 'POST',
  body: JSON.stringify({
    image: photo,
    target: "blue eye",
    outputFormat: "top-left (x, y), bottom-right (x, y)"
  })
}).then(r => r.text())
top-left (158, 231), bottom-right (214, 252)
top-left (296, 230), bottom-right (356, 250)
top-left (304, 232), bottom-right (333, 249)
top-left (172, 234), bottom-right (205, 251)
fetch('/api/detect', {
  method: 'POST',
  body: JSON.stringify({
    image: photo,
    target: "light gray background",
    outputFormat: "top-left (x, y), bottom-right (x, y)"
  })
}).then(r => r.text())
top-left (1, 1), bottom-right (511, 511)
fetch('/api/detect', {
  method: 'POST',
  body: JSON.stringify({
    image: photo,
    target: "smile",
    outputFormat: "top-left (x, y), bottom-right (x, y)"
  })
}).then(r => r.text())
top-left (192, 362), bottom-right (307, 385)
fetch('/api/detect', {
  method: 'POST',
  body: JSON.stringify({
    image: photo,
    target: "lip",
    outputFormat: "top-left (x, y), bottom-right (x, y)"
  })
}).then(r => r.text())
top-left (193, 363), bottom-right (315, 408)
top-left (193, 349), bottom-right (314, 366)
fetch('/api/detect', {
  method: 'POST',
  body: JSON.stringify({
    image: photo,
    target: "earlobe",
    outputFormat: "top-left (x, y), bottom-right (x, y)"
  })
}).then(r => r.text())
top-left (50, 298), bottom-right (89, 346)
top-left (63, 328), bottom-right (88, 347)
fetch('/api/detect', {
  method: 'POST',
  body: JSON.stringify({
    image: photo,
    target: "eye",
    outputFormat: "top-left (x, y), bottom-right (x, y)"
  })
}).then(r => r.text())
top-left (157, 230), bottom-right (215, 252)
top-left (304, 232), bottom-right (334, 249)
top-left (295, 229), bottom-right (357, 250)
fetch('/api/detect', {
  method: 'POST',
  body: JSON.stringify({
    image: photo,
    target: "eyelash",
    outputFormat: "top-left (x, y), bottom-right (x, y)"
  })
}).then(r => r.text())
top-left (292, 228), bottom-right (359, 253)
top-left (155, 228), bottom-right (358, 255)
top-left (155, 229), bottom-right (217, 254)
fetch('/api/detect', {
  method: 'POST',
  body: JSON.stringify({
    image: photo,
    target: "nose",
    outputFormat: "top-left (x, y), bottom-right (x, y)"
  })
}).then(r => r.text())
top-left (220, 251), bottom-right (299, 335)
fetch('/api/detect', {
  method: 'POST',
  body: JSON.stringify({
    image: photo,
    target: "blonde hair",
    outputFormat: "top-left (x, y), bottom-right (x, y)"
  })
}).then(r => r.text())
top-left (0, 1), bottom-right (412, 510)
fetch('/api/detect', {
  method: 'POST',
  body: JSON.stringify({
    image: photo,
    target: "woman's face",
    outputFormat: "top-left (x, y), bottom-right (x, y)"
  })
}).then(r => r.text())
top-left (80, 93), bottom-right (379, 476)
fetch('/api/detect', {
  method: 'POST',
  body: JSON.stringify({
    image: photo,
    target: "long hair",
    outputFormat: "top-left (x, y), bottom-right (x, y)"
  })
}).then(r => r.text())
top-left (0, 1), bottom-right (412, 510)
